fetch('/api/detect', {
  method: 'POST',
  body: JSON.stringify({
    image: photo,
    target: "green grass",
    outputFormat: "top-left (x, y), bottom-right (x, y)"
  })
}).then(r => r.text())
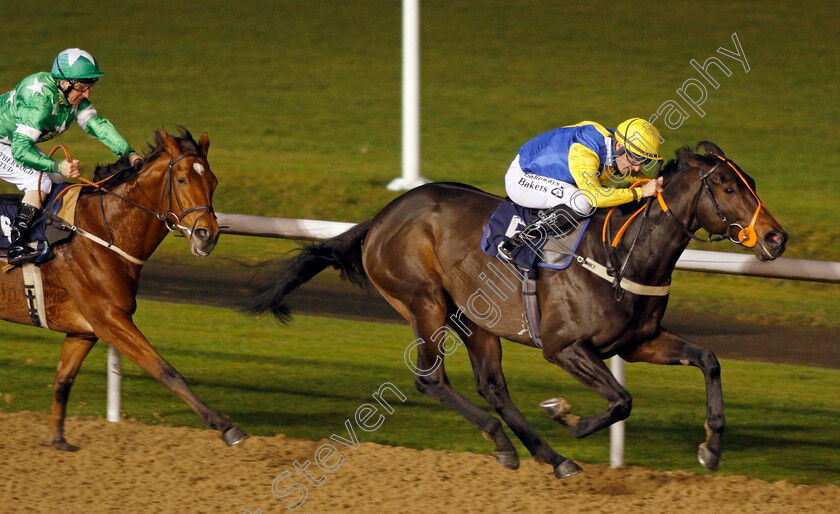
top-left (1, 299), bottom-right (838, 485)
top-left (4, 0), bottom-right (836, 328)
top-left (669, 272), bottom-right (840, 328)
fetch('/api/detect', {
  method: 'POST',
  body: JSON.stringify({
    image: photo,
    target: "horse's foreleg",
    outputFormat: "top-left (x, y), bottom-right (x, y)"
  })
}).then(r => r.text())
top-left (543, 338), bottom-right (632, 439)
top-left (463, 324), bottom-right (582, 479)
top-left (88, 309), bottom-right (248, 446)
top-left (621, 327), bottom-right (724, 471)
top-left (48, 335), bottom-right (97, 451)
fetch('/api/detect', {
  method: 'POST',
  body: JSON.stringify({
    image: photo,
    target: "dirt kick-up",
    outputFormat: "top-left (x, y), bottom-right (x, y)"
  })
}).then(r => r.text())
top-left (250, 142), bottom-right (787, 479)
top-left (0, 128), bottom-right (248, 450)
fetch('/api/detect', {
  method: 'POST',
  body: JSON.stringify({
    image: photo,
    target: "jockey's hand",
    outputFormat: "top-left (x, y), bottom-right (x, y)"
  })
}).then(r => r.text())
top-left (640, 176), bottom-right (664, 198)
top-left (129, 154), bottom-right (144, 167)
top-left (60, 159), bottom-right (81, 179)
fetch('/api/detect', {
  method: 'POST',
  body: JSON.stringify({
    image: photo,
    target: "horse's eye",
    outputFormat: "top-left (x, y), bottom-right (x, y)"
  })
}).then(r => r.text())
top-left (177, 178), bottom-right (187, 185)
top-left (725, 188), bottom-right (735, 195)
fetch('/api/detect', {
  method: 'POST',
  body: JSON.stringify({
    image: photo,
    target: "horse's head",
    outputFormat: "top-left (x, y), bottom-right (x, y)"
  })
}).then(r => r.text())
top-left (673, 142), bottom-right (787, 261)
top-left (149, 127), bottom-right (220, 256)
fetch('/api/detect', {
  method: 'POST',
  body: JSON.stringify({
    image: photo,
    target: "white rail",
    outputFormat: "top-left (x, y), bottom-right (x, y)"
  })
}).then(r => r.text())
top-left (216, 213), bottom-right (356, 240)
top-left (677, 249), bottom-right (840, 283)
top-left (213, 213), bottom-right (840, 283)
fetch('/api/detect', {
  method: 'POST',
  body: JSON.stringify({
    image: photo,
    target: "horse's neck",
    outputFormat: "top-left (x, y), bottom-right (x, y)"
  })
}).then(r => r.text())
top-left (603, 174), bottom-right (704, 285)
top-left (78, 169), bottom-right (170, 263)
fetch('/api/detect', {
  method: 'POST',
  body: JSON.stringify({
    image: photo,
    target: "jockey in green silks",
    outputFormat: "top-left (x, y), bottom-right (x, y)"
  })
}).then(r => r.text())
top-left (0, 48), bottom-right (143, 265)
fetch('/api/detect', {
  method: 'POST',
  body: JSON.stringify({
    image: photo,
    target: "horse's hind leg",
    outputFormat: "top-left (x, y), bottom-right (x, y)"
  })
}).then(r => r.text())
top-left (461, 320), bottom-right (582, 478)
top-left (48, 335), bottom-right (97, 451)
top-left (621, 328), bottom-right (725, 471)
top-left (543, 338), bottom-right (633, 439)
top-left (398, 294), bottom-right (521, 470)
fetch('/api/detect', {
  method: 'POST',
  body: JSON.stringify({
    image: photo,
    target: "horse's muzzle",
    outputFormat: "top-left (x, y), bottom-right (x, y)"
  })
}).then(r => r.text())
top-left (756, 229), bottom-right (787, 261)
top-left (190, 227), bottom-right (219, 257)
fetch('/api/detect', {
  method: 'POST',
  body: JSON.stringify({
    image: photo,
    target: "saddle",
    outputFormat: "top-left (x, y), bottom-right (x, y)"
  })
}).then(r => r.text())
top-left (481, 200), bottom-right (592, 349)
top-left (481, 200), bottom-right (590, 271)
top-left (0, 184), bottom-right (78, 264)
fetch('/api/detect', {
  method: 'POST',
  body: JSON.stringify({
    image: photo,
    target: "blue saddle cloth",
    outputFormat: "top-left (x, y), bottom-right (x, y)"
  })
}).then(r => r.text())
top-left (0, 183), bottom-right (74, 260)
top-left (481, 200), bottom-right (589, 271)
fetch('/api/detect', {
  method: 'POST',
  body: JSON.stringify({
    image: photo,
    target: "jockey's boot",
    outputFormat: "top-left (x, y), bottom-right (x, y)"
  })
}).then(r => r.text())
top-left (499, 204), bottom-right (585, 261)
top-left (499, 222), bottom-right (546, 261)
top-left (7, 204), bottom-right (42, 265)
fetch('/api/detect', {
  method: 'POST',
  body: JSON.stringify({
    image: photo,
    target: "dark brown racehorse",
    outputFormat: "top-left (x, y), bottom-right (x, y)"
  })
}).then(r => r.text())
top-left (249, 142), bottom-right (786, 478)
top-left (0, 127), bottom-right (248, 450)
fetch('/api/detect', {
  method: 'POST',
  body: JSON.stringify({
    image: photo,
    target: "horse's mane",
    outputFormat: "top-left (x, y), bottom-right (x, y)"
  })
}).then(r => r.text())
top-left (658, 144), bottom-right (727, 185)
top-left (605, 145), bottom-right (702, 216)
top-left (87, 127), bottom-right (201, 193)
top-left (657, 142), bottom-right (755, 191)
top-left (657, 146), bottom-right (696, 186)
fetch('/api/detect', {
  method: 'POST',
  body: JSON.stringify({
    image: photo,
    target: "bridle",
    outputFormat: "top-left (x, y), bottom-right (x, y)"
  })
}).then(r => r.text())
top-left (657, 154), bottom-right (764, 248)
top-left (700, 155), bottom-right (763, 247)
top-left (157, 153), bottom-right (215, 238)
top-left (599, 153), bottom-right (766, 300)
top-left (47, 146), bottom-right (214, 264)
top-left (80, 153), bottom-right (214, 246)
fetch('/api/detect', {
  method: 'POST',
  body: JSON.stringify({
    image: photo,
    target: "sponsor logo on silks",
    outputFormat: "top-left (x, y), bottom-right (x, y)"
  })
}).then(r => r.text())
top-left (551, 186), bottom-right (565, 199)
top-left (518, 177), bottom-right (548, 193)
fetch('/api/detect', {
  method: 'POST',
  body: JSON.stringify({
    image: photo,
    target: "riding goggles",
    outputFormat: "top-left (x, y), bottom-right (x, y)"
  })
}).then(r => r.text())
top-left (69, 80), bottom-right (96, 92)
top-left (616, 145), bottom-right (655, 166)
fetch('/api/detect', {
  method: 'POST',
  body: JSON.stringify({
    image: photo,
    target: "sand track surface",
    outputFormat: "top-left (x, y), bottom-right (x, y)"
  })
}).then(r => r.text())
top-left (2, 411), bottom-right (837, 513)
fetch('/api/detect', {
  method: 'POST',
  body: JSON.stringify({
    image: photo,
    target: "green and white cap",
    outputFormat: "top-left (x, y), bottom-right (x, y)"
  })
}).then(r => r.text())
top-left (50, 48), bottom-right (105, 81)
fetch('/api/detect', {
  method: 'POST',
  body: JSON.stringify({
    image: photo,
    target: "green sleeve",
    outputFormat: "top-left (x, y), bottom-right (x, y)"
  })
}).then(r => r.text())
top-left (11, 95), bottom-right (59, 173)
top-left (76, 101), bottom-right (135, 157)
top-left (10, 133), bottom-right (59, 173)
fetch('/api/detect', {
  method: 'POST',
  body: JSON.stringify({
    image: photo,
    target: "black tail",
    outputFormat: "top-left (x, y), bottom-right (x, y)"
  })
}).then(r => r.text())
top-left (246, 219), bottom-right (373, 323)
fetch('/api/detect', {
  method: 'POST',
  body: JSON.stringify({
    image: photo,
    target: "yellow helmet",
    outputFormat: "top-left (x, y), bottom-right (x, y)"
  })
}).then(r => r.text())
top-left (614, 118), bottom-right (663, 161)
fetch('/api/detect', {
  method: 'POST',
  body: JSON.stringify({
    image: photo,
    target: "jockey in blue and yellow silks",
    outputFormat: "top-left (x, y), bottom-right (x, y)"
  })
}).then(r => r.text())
top-left (499, 118), bottom-right (665, 259)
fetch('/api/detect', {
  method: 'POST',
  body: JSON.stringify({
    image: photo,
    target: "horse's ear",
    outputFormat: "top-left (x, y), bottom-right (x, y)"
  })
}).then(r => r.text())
top-left (159, 126), bottom-right (181, 156)
top-left (677, 146), bottom-right (702, 169)
top-left (696, 141), bottom-right (726, 158)
top-left (199, 132), bottom-right (210, 157)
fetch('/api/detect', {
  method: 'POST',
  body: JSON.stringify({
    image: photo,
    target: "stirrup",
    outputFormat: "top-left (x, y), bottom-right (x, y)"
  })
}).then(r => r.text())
top-left (7, 245), bottom-right (40, 266)
top-left (498, 238), bottom-right (518, 261)
top-left (499, 223), bottom-right (545, 261)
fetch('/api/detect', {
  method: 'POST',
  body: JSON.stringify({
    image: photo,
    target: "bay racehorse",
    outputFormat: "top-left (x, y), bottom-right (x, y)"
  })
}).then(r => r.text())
top-left (249, 142), bottom-right (786, 478)
top-left (0, 127), bottom-right (248, 450)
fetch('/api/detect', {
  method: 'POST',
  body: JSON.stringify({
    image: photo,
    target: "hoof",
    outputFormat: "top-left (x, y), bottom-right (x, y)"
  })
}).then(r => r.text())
top-left (554, 459), bottom-right (583, 479)
top-left (539, 398), bottom-right (571, 420)
top-left (540, 398), bottom-right (580, 428)
top-left (493, 449), bottom-right (520, 470)
top-left (222, 426), bottom-right (249, 446)
top-left (697, 443), bottom-right (719, 471)
top-left (45, 440), bottom-right (80, 452)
